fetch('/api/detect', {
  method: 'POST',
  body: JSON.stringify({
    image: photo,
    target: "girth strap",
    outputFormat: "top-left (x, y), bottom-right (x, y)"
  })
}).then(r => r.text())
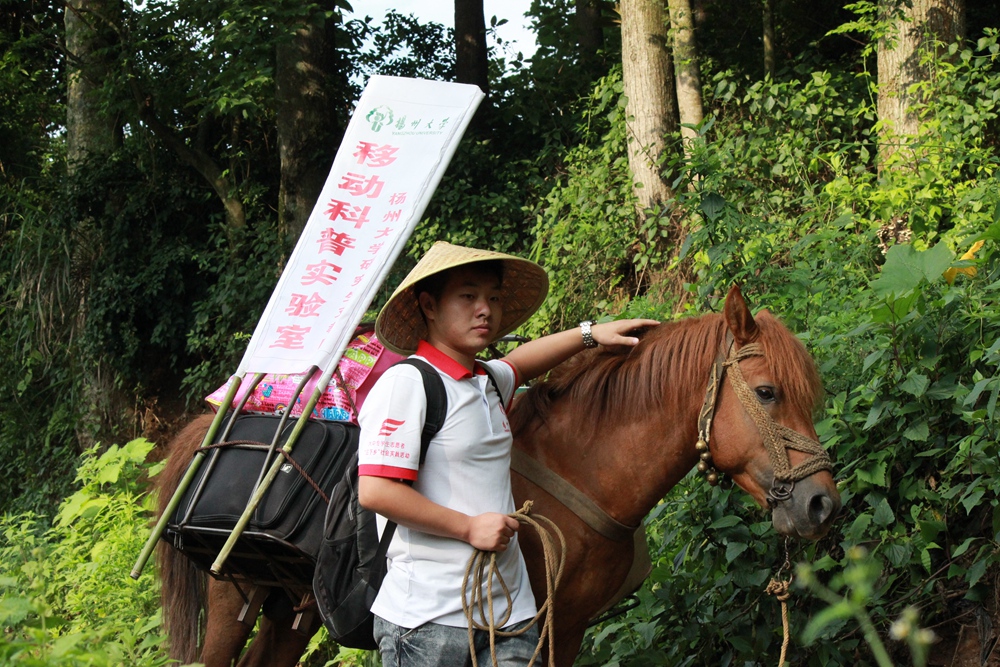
top-left (510, 449), bottom-right (637, 543)
top-left (590, 527), bottom-right (652, 621)
top-left (510, 449), bottom-right (651, 622)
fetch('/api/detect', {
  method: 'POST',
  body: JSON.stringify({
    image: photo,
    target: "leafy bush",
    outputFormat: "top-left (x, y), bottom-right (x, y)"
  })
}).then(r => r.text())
top-left (525, 67), bottom-right (640, 334)
top-left (0, 439), bottom-right (169, 666)
top-left (181, 217), bottom-right (291, 404)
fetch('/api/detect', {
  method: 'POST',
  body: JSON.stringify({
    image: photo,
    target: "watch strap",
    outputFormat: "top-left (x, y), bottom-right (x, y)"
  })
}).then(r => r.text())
top-left (580, 320), bottom-right (598, 348)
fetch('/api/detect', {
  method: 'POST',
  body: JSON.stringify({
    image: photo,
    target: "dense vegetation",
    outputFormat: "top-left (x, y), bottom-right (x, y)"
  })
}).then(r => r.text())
top-left (3, 0), bottom-right (1000, 665)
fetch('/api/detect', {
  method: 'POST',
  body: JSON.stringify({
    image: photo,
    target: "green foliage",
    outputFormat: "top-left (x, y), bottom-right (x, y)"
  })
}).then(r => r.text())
top-left (4, 0), bottom-right (1000, 663)
top-left (0, 2), bottom-right (64, 184)
top-left (577, 481), bottom-right (798, 667)
top-left (59, 153), bottom-right (214, 379)
top-left (353, 9), bottom-right (454, 82)
top-left (797, 548), bottom-right (908, 667)
top-left (181, 218), bottom-right (291, 404)
top-left (525, 67), bottom-right (639, 334)
top-left (125, 0), bottom-right (358, 122)
top-left (0, 439), bottom-right (169, 665)
top-left (0, 182), bottom-right (79, 514)
top-left (0, 142), bottom-right (250, 513)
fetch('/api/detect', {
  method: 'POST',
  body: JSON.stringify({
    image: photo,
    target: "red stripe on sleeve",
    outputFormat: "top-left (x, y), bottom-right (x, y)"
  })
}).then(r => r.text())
top-left (358, 464), bottom-right (418, 481)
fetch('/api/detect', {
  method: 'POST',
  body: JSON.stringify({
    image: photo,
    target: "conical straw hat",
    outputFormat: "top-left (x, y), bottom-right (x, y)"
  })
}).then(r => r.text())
top-left (375, 241), bottom-right (549, 356)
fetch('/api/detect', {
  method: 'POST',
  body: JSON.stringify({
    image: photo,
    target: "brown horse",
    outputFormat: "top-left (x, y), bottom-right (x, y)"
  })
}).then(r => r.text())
top-left (155, 285), bottom-right (840, 666)
top-left (508, 285), bottom-right (840, 665)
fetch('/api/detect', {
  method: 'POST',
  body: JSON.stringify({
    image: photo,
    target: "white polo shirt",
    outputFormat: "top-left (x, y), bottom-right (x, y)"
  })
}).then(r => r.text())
top-left (357, 341), bottom-right (537, 629)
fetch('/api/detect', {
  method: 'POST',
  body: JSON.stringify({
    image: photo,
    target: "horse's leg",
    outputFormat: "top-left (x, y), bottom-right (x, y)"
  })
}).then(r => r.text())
top-left (200, 578), bottom-right (253, 667)
top-left (236, 590), bottom-right (322, 667)
top-left (549, 539), bottom-right (634, 667)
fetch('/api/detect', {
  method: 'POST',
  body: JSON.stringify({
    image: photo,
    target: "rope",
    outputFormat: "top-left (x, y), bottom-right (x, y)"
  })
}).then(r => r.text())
top-left (462, 500), bottom-right (566, 667)
top-left (765, 577), bottom-right (791, 667)
top-left (333, 366), bottom-right (360, 421)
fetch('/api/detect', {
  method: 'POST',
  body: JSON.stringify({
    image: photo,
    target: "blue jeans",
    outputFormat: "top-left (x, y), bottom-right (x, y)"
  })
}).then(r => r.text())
top-left (373, 616), bottom-right (541, 667)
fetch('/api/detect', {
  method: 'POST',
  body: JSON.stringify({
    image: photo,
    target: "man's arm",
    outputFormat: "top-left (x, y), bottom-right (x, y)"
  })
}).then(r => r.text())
top-left (504, 318), bottom-right (659, 383)
top-left (358, 476), bottom-right (519, 552)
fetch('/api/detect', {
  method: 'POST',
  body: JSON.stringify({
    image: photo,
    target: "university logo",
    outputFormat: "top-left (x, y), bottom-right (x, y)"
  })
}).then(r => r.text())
top-left (378, 418), bottom-right (405, 437)
top-left (365, 105), bottom-right (394, 132)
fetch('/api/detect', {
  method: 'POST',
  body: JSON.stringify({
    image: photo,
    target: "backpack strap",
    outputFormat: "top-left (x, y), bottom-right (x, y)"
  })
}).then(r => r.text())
top-left (395, 358), bottom-right (447, 464)
top-left (480, 362), bottom-right (507, 411)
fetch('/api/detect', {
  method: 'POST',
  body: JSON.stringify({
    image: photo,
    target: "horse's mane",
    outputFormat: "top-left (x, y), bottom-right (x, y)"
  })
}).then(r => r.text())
top-left (508, 310), bottom-right (821, 436)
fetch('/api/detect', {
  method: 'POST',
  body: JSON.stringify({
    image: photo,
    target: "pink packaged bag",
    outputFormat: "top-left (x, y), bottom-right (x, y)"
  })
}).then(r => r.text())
top-left (206, 328), bottom-right (405, 423)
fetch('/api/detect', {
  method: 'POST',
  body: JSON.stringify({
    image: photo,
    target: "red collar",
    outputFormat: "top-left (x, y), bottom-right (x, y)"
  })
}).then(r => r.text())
top-left (415, 340), bottom-right (487, 380)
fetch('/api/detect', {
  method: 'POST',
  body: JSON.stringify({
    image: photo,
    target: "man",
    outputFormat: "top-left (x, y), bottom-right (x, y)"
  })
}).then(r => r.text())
top-left (358, 241), bottom-right (657, 666)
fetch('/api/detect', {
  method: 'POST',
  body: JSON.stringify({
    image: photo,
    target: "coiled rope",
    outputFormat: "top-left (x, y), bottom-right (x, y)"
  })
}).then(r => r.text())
top-left (462, 500), bottom-right (566, 667)
top-left (765, 539), bottom-right (794, 667)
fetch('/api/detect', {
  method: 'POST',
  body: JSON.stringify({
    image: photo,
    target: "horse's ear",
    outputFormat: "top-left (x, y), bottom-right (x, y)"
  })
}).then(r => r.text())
top-left (724, 284), bottom-right (760, 344)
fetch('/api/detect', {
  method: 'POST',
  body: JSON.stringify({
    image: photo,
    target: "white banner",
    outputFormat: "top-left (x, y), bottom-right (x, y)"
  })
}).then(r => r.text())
top-left (236, 77), bottom-right (484, 377)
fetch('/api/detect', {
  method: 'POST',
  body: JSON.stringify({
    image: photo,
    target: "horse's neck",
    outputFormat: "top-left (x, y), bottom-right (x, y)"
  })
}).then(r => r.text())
top-left (523, 356), bottom-right (710, 528)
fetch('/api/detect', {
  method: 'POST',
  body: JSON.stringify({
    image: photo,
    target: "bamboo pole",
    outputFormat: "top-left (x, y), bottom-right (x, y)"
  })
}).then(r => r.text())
top-left (246, 368), bottom-right (318, 501)
top-left (130, 374), bottom-right (245, 579)
top-left (210, 385), bottom-right (325, 574)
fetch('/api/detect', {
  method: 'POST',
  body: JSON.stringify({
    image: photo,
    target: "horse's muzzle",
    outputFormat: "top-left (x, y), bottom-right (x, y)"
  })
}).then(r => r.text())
top-left (770, 476), bottom-right (841, 540)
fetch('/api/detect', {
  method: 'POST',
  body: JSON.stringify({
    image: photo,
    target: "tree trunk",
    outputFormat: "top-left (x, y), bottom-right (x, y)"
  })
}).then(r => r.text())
top-left (762, 0), bottom-right (776, 78)
top-left (877, 0), bottom-right (965, 167)
top-left (65, 0), bottom-right (127, 449)
top-left (276, 5), bottom-right (341, 243)
top-left (64, 0), bottom-right (120, 169)
top-left (455, 0), bottom-right (488, 95)
top-left (668, 0), bottom-right (703, 156)
top-left (620, 0), bottom-right (677, 214)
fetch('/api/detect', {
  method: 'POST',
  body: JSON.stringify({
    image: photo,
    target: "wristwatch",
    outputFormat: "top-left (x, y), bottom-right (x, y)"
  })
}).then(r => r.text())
top-left (580, 320), bottom-right (598, 348)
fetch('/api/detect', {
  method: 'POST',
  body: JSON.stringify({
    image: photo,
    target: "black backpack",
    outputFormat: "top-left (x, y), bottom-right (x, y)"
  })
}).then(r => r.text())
top-left (312, 358), bottom-right (445, 650)
top-left (312, 357), bottom-right (504, 650)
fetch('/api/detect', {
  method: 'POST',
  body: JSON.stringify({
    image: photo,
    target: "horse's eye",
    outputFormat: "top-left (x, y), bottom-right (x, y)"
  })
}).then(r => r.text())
top-left (755, 386), bottom-right (776, 403)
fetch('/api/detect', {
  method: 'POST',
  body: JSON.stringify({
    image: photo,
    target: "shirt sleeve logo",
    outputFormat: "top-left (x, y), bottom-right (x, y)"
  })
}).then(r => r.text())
top-left (378, 418), bottom-right (405, 437)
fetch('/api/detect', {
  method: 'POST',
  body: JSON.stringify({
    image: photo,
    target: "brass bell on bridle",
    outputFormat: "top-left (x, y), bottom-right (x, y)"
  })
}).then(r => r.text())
top-left (695, 438), bottom-right (720, 486)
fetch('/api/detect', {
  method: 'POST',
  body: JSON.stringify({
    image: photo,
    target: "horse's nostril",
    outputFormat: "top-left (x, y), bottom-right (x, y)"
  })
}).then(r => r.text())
top-left (810, 493), bottom-right (836, 525)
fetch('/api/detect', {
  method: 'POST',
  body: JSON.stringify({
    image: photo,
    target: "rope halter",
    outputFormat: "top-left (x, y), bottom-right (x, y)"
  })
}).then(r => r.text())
top-left (696, 335), bottom-right (833, 506)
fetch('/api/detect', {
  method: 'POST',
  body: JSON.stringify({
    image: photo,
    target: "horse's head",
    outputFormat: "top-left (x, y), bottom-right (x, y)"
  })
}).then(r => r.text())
top-left (705, 285), bottom-right (841, 540)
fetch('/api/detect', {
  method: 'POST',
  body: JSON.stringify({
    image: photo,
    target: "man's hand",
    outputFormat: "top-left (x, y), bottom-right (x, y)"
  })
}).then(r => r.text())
top-left (467, 512), bottom-right (520, 551)
top-left (591, 318), bottom-right (660, 347)
top-left (505, 317), bottom-right (661, 382)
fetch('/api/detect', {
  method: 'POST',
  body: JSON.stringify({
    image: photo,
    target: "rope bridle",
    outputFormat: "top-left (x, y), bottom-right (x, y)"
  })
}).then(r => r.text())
top-left (695, 332), bottom-right (833, 506)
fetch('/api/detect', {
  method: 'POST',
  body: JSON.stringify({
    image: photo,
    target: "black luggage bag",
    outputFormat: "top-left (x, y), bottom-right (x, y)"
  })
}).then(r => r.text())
top-left (163, 413), bottom-right (358, 590)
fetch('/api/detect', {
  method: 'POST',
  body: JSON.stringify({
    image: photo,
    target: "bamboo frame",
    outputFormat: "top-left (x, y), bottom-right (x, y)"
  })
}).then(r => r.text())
top-left (130, 374), bottom-right (248, 579)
